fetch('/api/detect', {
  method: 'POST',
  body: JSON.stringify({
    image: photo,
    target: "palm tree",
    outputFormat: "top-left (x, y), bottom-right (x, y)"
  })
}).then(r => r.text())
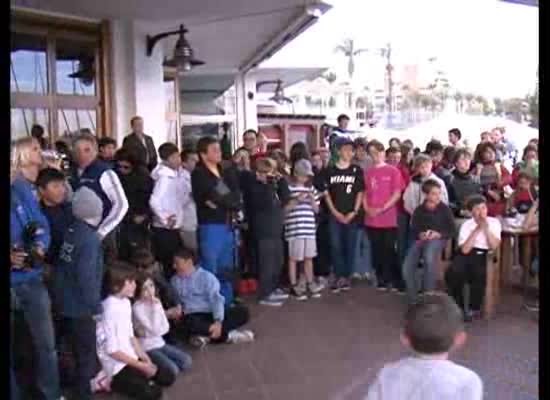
top-left (334, 38), bottom-right (369, 80)
top-left (322, 72), bottom-right (337, 84)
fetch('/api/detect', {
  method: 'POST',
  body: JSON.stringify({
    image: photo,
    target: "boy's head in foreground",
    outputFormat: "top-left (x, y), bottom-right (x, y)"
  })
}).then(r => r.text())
top-left (107, 261), bottom-right (138, 298)
top-left (402, 292), bottom-right (466, 356)
top-left (173, 247), bottom-right (197, 276)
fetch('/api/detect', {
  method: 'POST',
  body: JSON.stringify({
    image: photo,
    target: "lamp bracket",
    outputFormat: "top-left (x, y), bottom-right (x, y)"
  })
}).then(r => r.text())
top-left (146, 25), bottom-right (186, 57)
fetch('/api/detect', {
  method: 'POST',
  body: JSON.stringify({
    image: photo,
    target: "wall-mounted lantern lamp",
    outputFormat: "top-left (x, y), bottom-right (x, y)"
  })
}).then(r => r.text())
top-left (146, 24), bottom-right (205, 72)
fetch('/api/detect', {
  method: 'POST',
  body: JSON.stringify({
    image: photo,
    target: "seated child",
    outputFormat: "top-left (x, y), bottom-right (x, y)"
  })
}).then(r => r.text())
top-left (170, 248), bottom-right (254, 348)
top-left (96, 263), bottom-right (175, 400)
top-left (366, 292), bottom-right (483, 400)
top-left (508, 172), bottom-right (537, 215)
top-left (402, 180), bottom-right (456, 305)
top-left (133, 273), bottom-right (192, 382)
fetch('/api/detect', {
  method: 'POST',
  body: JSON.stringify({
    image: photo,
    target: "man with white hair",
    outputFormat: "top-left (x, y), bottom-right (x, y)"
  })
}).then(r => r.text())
top-left (69, 134), bottom-right (128, 245)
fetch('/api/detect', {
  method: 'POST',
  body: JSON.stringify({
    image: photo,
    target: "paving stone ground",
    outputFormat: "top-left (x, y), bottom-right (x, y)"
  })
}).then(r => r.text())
top-left (95, 284), bottom-right (538, 400)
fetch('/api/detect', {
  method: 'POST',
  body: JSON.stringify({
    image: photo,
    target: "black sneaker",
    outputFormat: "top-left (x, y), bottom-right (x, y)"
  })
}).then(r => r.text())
top-left (290, 285), bottom-right (307, 301)
top-left (376, 283), bottom-right (389, 291)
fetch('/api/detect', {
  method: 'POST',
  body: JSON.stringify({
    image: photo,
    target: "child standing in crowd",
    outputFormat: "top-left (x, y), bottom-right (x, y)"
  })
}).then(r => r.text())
top-left (242, 158), bottom-right (289, 306)
top-left (180, 149), bottom-right (199, 251)
top-left (366, 292), bottom-right (483, 400)
top-left (53, 187), bottom-right (104, 400)
top-left (402, 180), bottom-right (456, 305)
top-left (98, 137), bottom-right (118, 169)
top-left (170, 248), bottom-right (254, 348)
top-left (393, 145), bottom-right (413, 269)
top-left (285, 159), bottom-right (323, 300)
top-left (97, 263), bottom-right (174, 400)
top-left (150, 143), bottom-right (185, 276)
top-left (445, 195), bottom-right (501, 321)
top-left (324, 137), bottom-right (364, 293)
top-left (312, 151), bottom-right (331, 287)
top-left (132, 274), bottom-right (192, 383)
top-left (37, 168), bottom-right (74, 265)
top-left (447, 149), bottom-right (482, 218)
top-left (363, 140), bottom-right (405, 292)
top-left (403, 154), bottom-right (449, 216)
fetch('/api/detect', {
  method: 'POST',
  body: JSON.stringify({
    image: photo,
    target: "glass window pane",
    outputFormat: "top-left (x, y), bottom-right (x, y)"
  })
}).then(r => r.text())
top-left (11, 108), bottom-right (49, 143)
top-left (11, 33), bottom-right (48, 94)
top-left (56, 39), bottom-right (96, 96)
top-left (58, 109), bottom-right (97, 139)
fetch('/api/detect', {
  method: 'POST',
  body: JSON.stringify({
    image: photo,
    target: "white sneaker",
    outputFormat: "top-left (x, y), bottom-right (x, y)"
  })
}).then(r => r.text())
top-left (351, 272), bottom-right (362, 280)
top-left (189, 335), bottom-right (210, 349)
top-left (259, 296), bottom-right (284, 307)
top-left (316, 276), bottom-right (328, 290)
top-left (227, 329), bottom-right (255, 344)
top-left (307, 282), bottom-right (323, 298)
top-left (271, 288), bottom-right (290, 300)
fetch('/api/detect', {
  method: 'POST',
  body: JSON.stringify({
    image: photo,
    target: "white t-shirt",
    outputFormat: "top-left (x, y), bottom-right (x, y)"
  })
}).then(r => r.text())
top-left (458, 217), bottom-right (502, 250)
top-left (132, 299), bottom-right (169, 352)
top-left (97, 295), bottom-right (139, 378)
top-left (365, 357), bottom-right (483, 400)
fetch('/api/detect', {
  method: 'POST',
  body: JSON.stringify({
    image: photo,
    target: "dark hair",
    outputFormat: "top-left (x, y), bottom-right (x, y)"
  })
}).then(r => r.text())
top-left (452, 148), bottom-right (472, 165)
top-left (448, 128), bottom-right (461, 140)
top-left (368, 139), bottom-right (384, 152)
top-left (404, 292), bottom-right (464, 354)
top-left (477, 142), bottom-right (497, 159)
top-left (413, 153), bottom-right (432, 170)
top-left (421, 179), bottom-right (441, 194)
top-left (386, 146), bottom-right (400, 156)
top-left (158, 142), bottom-right (179, 161)
top-left (181, 149), bottom-right (197, 163)
top-left (466, 194), bottom-right (487, 211)
top-left (516, 171), bottom-right (534, 182)
top-left (135, 271), bottom-right (155, 300)
top-left (115, 147), bottom-right (140, 166)
top-left (425, 140), bottom-right (444, 154)
top-left (442, 146), bottom-right (457, 164)
top-left (98, 137), bottom-right (117, 149)
top-left (55, 140), bottom-right (70, 154)
top-left (130, 248), bottom-right (156, 270)
top-left (130, 116), bottom-right (143, 126)
top-left (403, 139), bottom-right (414, 147)
top-left (354, 138), bottom-right (368, 149)
top-left (337, 114), bottom-right (350, 123)
top-left (196, 136), bottom-right (219, 156)
top-left (36, 168), bottom-right (66, 188)
top-left (389, 137), bottom-right (401, 146)
top-left (522, 145), bottom-right (537, 160)
top-left (289, 141), bottom-right (310, 174)
top-left (106, 261), bottom-right (138, 295)
top-left (413, 147), bottom-right (421, 156)
top-left (243, 129), bottom-right (258, 138)
top-left (31, 124), bottom-right (44, 138)
top-left (173, 247), bottom-right (197, 263)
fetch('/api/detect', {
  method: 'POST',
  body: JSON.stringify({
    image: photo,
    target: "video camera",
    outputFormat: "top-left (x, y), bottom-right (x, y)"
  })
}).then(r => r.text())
top-left (42, 150), bottom-right (71, 173)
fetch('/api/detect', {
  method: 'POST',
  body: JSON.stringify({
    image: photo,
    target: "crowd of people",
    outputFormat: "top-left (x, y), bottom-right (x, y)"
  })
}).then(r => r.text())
top-left (10, 113), bottom-right (539, 400)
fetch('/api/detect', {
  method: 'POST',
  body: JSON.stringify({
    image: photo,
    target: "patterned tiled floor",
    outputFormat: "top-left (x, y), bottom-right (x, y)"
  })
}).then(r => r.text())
top-left (94, 283), bottom-right (538, 400)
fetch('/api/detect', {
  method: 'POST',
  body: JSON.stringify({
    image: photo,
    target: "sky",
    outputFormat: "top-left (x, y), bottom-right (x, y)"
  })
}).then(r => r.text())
top-left (262, 0), bottom-right (539, 99)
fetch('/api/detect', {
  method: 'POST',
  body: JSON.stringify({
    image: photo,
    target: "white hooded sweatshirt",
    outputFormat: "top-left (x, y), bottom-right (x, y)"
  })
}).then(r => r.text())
top-left (150, 163), bottom-right (187, 230)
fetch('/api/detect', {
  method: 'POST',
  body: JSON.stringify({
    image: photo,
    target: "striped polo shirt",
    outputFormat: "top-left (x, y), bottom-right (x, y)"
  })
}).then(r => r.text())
top-left (284, 184), bottom-right (321, 240)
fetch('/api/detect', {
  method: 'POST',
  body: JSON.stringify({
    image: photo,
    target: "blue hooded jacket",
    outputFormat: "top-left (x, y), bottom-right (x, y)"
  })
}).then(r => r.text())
top-left (10, 176), bottom-right (51, 287)
top-left (53, 219), bottom-right (104, 317)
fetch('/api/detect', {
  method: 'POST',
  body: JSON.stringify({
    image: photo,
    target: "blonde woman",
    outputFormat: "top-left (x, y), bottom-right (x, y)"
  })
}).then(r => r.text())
top-left (11, 137), bottom-right (63, 400)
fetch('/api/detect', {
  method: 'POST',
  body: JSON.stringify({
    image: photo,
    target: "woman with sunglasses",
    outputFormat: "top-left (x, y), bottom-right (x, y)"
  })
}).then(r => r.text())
top-left (115, 148), bottom-right (155, 261)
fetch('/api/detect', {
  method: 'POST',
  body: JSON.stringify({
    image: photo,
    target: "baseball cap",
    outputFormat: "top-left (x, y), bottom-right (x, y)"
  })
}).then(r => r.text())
top-left (294, 159), bottom-right (314, 177)
top-left (334, 136), bottom-right (354, 150)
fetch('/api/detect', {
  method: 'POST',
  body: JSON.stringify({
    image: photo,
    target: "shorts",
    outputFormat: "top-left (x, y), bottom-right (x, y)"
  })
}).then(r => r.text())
top-left (288, 238), bottom-right (317, 261)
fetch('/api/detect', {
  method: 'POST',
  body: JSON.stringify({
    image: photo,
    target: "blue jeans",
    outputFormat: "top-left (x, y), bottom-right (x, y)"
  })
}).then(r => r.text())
top-left (397, 211), bottom-right (411, 268)
top-left (402, 239), bottom-right (447, 304)
top-left (354, 228), bottom-right (373, 276)
top-left (199, 224), bottom-right (235, 305)
top-left (328, 217), bottom-right (360, 279)
top-left (148, 344), bottom-right (192, 381)
top-left (12, 279), bottom-right (61, 400)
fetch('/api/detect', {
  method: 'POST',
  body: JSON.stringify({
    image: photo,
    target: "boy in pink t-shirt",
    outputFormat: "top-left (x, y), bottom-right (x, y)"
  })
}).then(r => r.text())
top-left (364, 140), bottom-right (405, 291)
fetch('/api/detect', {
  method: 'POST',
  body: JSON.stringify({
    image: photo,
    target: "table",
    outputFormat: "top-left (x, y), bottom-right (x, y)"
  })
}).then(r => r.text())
top-left (499, 219), bottom-right (538, 289)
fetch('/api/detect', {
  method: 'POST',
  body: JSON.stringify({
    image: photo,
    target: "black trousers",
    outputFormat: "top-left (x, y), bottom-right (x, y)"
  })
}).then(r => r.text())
top-left (151, 227), bottom-right (183, 279)
top-left (367, 227), bottom-right (400, 287)
top-left (314, 220), bottom-right (331, 277)
top-left (176, 305), bottom-right (250, 343)
top-left (111, 361), bottom-right (174, 400)
top-left (63, 317), bottom-right (97, 400)
top-left (118, 220), bottom-right (151, 262)
top-left (445, 250), bottom-right (488, 311)
top-left (256, 238), bottom-right (284, 300)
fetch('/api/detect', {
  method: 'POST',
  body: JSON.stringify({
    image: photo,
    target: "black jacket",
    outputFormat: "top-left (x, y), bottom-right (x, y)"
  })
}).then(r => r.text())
top-left (410, 202), bottom-right (456, 240)
top-left (122, 132), bottom-right (158, 172)
top-left (117, 167), bottom-right (154, 219)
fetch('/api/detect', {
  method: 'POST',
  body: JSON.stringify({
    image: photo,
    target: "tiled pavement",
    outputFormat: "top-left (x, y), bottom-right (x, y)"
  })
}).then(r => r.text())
top-left (96, 284), bottom-right (539, 400)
